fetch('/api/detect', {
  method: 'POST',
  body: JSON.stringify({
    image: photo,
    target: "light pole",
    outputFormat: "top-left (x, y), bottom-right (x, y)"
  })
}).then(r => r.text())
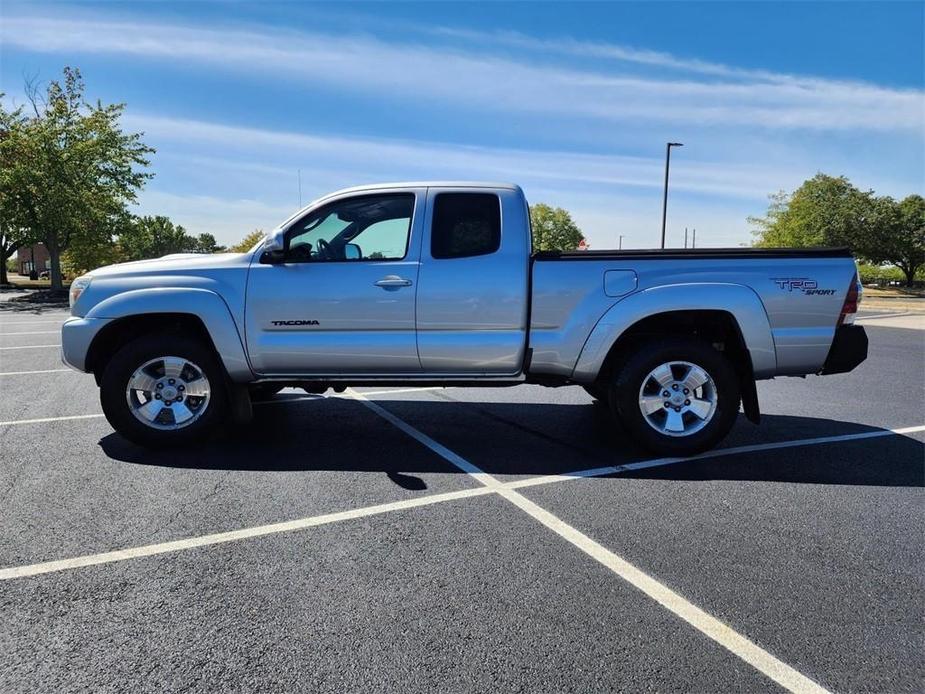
top-left (660, 142), bottom-right (683, 249)
top-left (618, 234), bottom-right (624, 250)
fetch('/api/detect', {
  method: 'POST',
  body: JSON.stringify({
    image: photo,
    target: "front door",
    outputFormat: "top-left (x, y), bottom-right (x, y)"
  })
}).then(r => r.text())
top-left (245, 190), bottom-right (424, 375)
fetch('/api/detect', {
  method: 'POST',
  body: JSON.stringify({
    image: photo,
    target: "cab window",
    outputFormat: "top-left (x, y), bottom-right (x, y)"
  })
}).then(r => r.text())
top-left (286, 193), bottom-right (414, 262)
top-left (431, 193), bottom-right (501, 259)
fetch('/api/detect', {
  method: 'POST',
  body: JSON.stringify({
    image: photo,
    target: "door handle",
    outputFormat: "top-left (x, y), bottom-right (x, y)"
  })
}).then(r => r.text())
top-left (374, 276), bottom-right (413, 288)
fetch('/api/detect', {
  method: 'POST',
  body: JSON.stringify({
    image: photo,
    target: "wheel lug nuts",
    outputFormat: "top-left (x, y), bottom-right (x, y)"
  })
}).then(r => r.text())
top-left (683, 388), bottom-right (689, 394)
top-left (663, 402), bottom-right (670, 408)
top-left (168, 379), bottom-right (176, 385)
top-left (674, 406), bottom-right (681, 412)
top-left (178, 385), bottom-right (185, 391)
top-left (155, 394), bottom-right (161, 400)
top-left (156, 383), bottom-right (163, 389)
top-left (684, 399), bottom-right (690, 405)
top-left (672, 384), bottom-right (679, 390)
top-left (662, 390), bottom-right (670, 397)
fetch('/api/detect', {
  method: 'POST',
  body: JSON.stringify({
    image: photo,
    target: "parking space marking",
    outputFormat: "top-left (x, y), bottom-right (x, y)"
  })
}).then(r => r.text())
top-left (0, 413), bottom-right (105, 426)
top-left (349, 390), bottom-right (831, 694)
top-left (505, 424), bottom-right (925, 490)
top-left (493, 487), bottom-right (830, 694)
top-left (0, 368), bottom-right (72, 377)
top-left (0, 320), bottom-right (67, 327)
top-left (0, 330), bottom-right (60, 335)
top-left (0, 343), bottom-right (60, 350)
top-left (0, 486), bottom-right (497, 580)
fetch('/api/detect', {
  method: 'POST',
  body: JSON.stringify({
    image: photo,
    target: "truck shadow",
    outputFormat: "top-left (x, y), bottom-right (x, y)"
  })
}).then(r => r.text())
top-left (98, 396), bottom-right (925, 489)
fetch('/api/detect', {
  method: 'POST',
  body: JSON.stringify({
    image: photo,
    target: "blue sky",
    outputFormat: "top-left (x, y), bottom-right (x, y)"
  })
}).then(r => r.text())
top-left (2, 1), bottom-right (923, 248)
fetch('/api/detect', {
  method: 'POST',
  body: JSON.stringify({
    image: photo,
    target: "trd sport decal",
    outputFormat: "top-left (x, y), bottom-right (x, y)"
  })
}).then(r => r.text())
top-left (771, 278), bottom-right (836, 296)
top-left (271, 320), bottom-right (320, 326)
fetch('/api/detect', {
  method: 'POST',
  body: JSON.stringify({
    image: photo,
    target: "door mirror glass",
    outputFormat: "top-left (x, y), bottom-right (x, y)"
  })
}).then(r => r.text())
top-left (344, 243), bottom-right (362, 260)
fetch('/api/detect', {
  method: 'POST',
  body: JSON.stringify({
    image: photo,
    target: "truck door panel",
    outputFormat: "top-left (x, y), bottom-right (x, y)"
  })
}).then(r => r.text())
top-left (245, 191), bottom-right (424, 375)
top-left (415, 189), bottom-right (529, 374)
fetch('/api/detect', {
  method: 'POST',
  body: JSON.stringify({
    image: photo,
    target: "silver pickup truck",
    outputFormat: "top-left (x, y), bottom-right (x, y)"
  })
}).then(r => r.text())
top-left (62, 182), bottom-right (867, 455)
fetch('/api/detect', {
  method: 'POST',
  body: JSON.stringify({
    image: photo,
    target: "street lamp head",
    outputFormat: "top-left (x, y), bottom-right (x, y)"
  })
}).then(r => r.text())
top-left (668, 142), bottom-right (684, 147)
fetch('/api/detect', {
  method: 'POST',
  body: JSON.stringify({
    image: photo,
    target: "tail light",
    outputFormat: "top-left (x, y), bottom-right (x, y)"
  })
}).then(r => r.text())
top-left (837, 272), bottom-right (861, 326)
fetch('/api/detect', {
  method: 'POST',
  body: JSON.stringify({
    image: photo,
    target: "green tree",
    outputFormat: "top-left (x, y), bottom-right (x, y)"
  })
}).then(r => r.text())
top-left (118, 215), bottom-right (197, 262)
top-left (229, 229), bottom-right (265, 253)
top-left (750, 174), bottom-right (924, 286)
top-left (749, 174), bottom-right (877, 250)
top-left (864, 195), bottom-right (925, 287)
top-left (0, 68), bottom-right (153, 290)
top-left (529, 203), bottom-right (585, 251)
top-left (194, 233), bottom-right (226, 254)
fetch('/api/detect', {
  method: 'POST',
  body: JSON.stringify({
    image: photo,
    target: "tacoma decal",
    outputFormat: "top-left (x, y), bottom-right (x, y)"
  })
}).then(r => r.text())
top-left (271, 320), bottom-right (320, 326)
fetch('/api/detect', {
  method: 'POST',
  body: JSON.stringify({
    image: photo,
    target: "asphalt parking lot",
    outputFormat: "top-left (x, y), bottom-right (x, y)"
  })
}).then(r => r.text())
top-left (1, 304), bottom-right (922, 693)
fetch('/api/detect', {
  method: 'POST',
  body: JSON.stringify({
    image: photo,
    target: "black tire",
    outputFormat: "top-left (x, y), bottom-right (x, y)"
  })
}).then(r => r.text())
top-left (249, 384), bottom-right (285, 401)
top-left (610, 337), bottom-right (740, 456)
top-left (100, 335), bottom-right (228, 448)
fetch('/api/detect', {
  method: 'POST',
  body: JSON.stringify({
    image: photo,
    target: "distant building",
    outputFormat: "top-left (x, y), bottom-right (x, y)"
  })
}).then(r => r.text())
top-left (16, 243), bottom-right (51, 277)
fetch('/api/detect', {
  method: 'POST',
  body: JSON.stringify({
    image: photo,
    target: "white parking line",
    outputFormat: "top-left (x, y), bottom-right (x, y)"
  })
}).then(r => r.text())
top-left (0, 330), bottom-right (60, 335)
top-left (0, 320), bottom-right (67, 327)
top-left (0, 401), bottom-right (920, 693)
top-left (0, 413), bottom-right (105, 426)
top-left (0, 368), bottom-right (73, 377)
top-left (0, 486), bottom-right (497, 580)
top-left (0, 344), bottom-right (60, 350)
top-left (349, 391), bottom-right (832, 694)
top-left (506, 424), bottom-right (925, 490)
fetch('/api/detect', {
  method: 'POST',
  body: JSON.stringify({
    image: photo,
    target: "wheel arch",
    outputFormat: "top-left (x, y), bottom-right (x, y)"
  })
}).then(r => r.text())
top-left (84, 288), bottom-right (252, 383)
top-left (572, 284), bottom-right (775, 423)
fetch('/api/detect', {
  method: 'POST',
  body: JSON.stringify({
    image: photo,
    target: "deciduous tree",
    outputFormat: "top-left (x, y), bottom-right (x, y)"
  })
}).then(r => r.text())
top-left (229, 230), bottom-right (266, 253)
top-left (0, 68), bottom-right (153, 290)
top-left (529, 203), bottom-right (585, 251)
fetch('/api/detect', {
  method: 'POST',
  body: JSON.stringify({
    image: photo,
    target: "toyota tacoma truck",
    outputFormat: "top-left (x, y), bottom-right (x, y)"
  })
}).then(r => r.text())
top-left (61, 182), bottom-right (867, 455)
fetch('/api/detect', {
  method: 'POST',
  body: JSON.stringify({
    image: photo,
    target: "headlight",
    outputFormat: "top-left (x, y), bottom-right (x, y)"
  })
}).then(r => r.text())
top-left (69, 276), bottom-right (92, 308)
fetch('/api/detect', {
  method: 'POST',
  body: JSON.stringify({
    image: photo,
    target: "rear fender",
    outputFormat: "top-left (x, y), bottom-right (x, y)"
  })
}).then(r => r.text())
top-left (571, 283), bottom-right (776, 382)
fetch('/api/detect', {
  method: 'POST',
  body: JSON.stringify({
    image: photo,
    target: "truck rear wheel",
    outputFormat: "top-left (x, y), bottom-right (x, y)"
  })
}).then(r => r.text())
top-left (610, 337), bottom-right (740, 456)
top-left (100, 335), bottom-right (228, 448)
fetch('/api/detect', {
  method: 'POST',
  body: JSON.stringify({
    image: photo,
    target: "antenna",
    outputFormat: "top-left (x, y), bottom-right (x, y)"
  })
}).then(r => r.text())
top-left (692, 228), bottom-right (697, 248)
top-left (684, 227), bottom-right (688, 249)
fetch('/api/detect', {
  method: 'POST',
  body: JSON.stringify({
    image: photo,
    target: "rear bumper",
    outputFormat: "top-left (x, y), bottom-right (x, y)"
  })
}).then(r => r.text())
top-left (820, 325), bottom-right (868, 375)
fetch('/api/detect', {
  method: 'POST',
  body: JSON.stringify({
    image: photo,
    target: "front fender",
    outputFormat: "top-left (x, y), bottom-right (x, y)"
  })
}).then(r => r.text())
top-left (85, 287), bottom-right (253, 380)
top-left (571, 283), bottom-right (776, 382)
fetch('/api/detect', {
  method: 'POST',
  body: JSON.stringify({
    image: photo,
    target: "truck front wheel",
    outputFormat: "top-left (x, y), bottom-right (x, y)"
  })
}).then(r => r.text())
top-left (610, 337), bottom-right (740, 456)
top-left (100, 335), bottom-right (228, 448)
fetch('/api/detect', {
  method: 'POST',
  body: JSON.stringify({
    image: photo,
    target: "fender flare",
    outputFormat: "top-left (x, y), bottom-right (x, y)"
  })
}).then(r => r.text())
top-left (85, 287), bottom-right (253, 381)
top-left (571, 283), bottom-right (776, 382)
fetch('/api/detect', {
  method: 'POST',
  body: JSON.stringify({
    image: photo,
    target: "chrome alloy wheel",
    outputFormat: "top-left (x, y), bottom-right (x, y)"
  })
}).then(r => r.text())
top-left (637, 360), bottom-right (718, 437)
top-left (125, 356), bottom-right (211, 430)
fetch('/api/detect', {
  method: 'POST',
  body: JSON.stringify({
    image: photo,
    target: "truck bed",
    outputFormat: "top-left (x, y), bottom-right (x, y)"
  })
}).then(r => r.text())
top-left (527, 247), bottom-right (858, 381)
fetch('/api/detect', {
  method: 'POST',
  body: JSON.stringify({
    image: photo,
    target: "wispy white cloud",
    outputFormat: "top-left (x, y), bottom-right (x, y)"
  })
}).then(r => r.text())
top-left (3, 14), bottom-right (922, 132)
top-left (128, 112), bottom-right (812, 200)
top-left (130, 114), bottom-right (796, 248)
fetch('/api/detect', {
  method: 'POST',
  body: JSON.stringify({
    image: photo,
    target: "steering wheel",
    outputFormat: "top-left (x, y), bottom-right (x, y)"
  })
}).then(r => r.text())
top-left (315, 238), bottom-right (333, 260)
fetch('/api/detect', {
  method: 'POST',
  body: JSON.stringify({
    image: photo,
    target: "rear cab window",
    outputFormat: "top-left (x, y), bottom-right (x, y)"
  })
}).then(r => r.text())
top-left (431, 193), bottom-right (501, 259)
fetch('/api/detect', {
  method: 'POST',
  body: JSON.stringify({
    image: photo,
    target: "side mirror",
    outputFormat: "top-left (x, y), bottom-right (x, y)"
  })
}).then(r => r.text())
top-left (344, 243), bottom-right (361, 260)
top-left (259, 229), bottom-right (286, 264)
